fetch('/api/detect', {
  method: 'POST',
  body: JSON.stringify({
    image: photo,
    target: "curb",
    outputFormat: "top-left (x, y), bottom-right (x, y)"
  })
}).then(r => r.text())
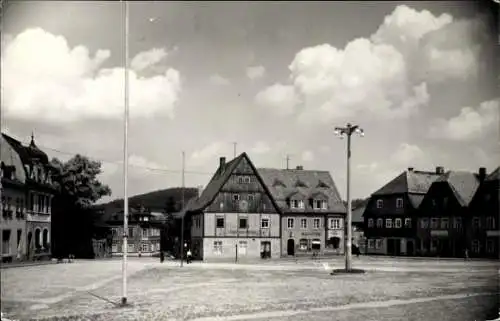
top-left (0, 261), bottom-right (57, 269)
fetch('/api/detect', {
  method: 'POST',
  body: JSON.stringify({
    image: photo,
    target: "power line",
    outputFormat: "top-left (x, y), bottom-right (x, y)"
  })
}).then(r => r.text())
top-left (14, 137), bottom-right (214, 176)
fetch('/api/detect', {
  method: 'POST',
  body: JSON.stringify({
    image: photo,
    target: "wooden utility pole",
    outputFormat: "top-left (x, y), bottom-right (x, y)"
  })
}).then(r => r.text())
top-left (286, 155), bottom-right (291, 170)
top-left (233, 142), bottom-right (237, 158)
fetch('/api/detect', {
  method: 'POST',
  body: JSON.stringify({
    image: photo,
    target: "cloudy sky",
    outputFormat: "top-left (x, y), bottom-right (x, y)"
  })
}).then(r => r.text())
top-left (1, 1), bottom-right (498, 203)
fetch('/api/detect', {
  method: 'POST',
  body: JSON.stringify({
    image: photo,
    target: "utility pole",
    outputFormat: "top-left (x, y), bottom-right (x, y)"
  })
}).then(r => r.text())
top-left (120, 0), bottom-right (130, 307)
top-left (334, 123), bottom-right (364, 272)
top-left (286, 155), bottom-right (291, 170)
top-left (233, 142), bottom-right (237, 158)
top-left (180, 151), bottom-right (185, 267)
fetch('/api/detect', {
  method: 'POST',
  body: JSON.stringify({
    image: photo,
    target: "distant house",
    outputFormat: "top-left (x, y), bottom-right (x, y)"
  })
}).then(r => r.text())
top-left (417, 169), bottom-right (481, 257)
top-left (187, 153), bottom-right (282, 261)
top-left (364, 167), bottom-right (442, 256)
top-left (1, 133), bottom-right (57, 262)
top-left (258, 166), bottom-right (345, 257)
top-left (468, 167), bottom-right (499, 258)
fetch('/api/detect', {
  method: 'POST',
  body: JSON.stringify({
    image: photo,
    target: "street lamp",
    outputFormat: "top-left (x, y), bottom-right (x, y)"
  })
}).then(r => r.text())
top-left (334, 123), bottom-right (364, 272)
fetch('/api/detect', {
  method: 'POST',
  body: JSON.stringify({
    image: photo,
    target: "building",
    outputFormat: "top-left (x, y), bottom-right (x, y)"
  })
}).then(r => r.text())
top-left (1, 133), bottom-right (57, 262)
top-left (468, 167), bottom-right (499, 258)
top-left (187, 153), bottom-right (282, 261)
top-left (106, 207), bottom-right (162, 256)
top-left (258, 166), bottom-right (345, 257)
top-left (364, 167), bottom-right (442, 256)
top-left (416, 169), bottom-right (480, 257)
top-left (351, 199), bottom-right (369, 254)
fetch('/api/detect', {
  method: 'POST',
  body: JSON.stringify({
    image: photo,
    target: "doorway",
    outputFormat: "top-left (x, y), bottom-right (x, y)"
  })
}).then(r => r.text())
top-left (287, 239), bottom-right (295, 256)
top-left (261, 241), bottom-right (271, 259)
top-left (406, 240), bottom-right (414, 256)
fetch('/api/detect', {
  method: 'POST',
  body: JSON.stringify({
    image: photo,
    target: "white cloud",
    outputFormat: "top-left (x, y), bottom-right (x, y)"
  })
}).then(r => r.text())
top-left (250, 141), bottom-right (271, 154)
top-left (428, 99), bottom-right (499, 141)
top-left (1, 28), bottom-right (182, 123)
top-left (209, 74), bottom-right (230, 86)
top-left (189, 142), bottom-right (227, 167)
top-left (256, 5), bottom-right (485, 123)
top-left (130, 47), bottom-right (168, 72)
top-left (301, 150), bottom-right (314, 162)
top-left (255, 83), bottom-right (298, 116)
top-left (246, 65), bottom-right (266, 80)
top-left (390, 143), bottom-right (426, 166)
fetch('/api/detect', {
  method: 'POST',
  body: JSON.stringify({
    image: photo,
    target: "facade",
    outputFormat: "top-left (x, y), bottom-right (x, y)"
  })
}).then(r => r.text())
top-left (416, 170), bottom-right (480, 257)
top-left (258, 166), bottom-right (345, 257)
top-left (467, 167), bottom-right (499, 258)
top-left (188, 153), bottom-right (282, 261)
top-left (364, 167), bottom-right (442, 256)
top-left (1, 133), bottom-right (56, 262)
top-left (107, 207), bottom-right (162, 256)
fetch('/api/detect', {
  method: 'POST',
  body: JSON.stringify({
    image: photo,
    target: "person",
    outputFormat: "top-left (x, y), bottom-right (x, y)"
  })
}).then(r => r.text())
top-left (464, 248), bottom-right (469, 261)
top-left (186, 249), bottom-right (192, 264)
top-left (160, 250), bottom-right (164, 263)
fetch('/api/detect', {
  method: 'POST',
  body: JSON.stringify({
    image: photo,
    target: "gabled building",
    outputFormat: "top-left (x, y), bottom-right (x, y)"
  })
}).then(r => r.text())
top-left (363, 167), bottom-right (442, 256)
top-left (258, 166), bottom-right (345, 257)
top-left (468, 167), bottom-right (499, 258)
top-left (187, 153), bottom-right (282, 261)
top-left (417, 169), bottom-right (480, 257)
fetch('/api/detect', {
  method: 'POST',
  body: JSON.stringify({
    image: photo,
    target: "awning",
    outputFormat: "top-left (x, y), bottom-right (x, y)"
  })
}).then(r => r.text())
top-left (312, 240), bottom-right (321, 244)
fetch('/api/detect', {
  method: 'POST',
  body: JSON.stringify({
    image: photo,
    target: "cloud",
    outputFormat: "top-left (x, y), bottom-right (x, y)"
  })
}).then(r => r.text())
top-left (246, 65), bottom-right (266, 80)
top-left (256, 5), bottom-right (486, 123)
top-left (390, 143), bottom-right (427, 166)
top-left (301, 150), bottom-right (314, 162)
top-left (130, 48), bottom-right (168, 72)
top-left (428, 99), bottom-right (499, 141)
top-left (1, 28), bottom-right (182, 123)
top-left (250, 141), bottom-right (271, 154)
top-left (255, 83), bottom-right (298, 116)
top-left (209, 74), bottom-right (230, 86)
top-left (189, 142), bottom-right (227, 167)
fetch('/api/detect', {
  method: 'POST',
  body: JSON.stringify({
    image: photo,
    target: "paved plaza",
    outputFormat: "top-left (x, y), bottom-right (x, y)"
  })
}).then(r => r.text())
top-left (1, 256), bottom-right (498, 321)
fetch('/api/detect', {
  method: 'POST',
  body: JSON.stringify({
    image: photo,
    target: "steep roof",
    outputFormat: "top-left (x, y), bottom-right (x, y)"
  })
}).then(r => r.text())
top-left (352, 199), bottom-right (369, 223)
top-left (435, 171), bottom-right (480, 206)
top-left (0, 134), bottom-right (27, 183)
top-left (187, 153), bottom-right (280, 213)
top-left (486, 167), bottom-right (500, 181)
top-left (372, 170), bottom-right (441, 196)
top-left (257, 168), bottom-right (346, 213)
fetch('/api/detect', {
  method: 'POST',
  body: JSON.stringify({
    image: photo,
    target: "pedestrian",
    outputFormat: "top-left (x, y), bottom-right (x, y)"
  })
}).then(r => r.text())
top-left (160, 251), bottom-right (164, 263)
top-left (464, 248), bottom-right (469, 261)
top-left (186, 249), bottom-right (192, 264)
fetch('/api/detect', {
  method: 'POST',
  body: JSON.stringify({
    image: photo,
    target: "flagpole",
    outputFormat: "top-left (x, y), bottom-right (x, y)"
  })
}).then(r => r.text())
top-left (121, 0), bottom-right (130, 307)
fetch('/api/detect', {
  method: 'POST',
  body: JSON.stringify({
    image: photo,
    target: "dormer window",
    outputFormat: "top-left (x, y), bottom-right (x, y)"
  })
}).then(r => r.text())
top-left (313, 200), bottom-right (328, 210)
top-left (273, 179), bottom-right (286, 188)
top-left (376, 199), bottom-right (383, 208)
top-left (316, 180), bottom-right (329, 188)
top-left (290, 200), bottom-right (304, 209)
top-left (295, 180), bottom-right (308, 188)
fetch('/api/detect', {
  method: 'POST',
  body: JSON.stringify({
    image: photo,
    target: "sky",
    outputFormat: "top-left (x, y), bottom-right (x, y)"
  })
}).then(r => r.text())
top-left (1, 1), bottom-right (498, 203)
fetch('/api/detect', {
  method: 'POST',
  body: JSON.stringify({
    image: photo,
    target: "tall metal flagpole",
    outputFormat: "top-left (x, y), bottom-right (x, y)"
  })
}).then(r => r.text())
top-left (180, 151), bottom-right (185, 267)
top-left (121, 0), bottom-right (130, 307)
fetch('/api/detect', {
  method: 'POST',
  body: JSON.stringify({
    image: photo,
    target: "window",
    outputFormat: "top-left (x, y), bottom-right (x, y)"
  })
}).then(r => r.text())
top-left (368, 218), bottom-right (374, 228)
top-left (233, 194), bottom-right (240, 201)
top-left (453, 217), bottom-right (462, 229)
top-left (239, 217), bottom-right (248, 229)
top-left (385, 219), bottom-right (392, 228)
top-left (299, 239), bottom-right (308, 251)
top-left (430, 218), bottom-right (439, 229)
top-left (287, 218), bottom-right (294, 229)
top-left (313, 218), bottom-right (320, 229)
top-left (128, 243), bottom-right (135, 252)
top-left (376, 239), bottom-right (383, 249)
top-left (368, 239), bottom-right (375, 249)
top-left (329, 218), bottom-right (341, 229)
top-left (440, 218), bottom-right (449, 229)
top-left (213, 241), bottom-right (223, 255)
top-left (321, 200), bottom-right (327, 210)
top-left (471, 240), bottom-right (480, 253)
top-left (300, 218), bottom-right (307, 229)
top-left (128, 228), bottom-right (134, 238)
top-left (238, 176), bottom-right (251, 184)
top-left (312, 239), bottom-right (321, 250)
top-left (2, 230), bottom-right (11, 255)
top-left (420, 218), bottom-right (429, 229)
top-left (376, 218), bottom-right (383, 228)
top-left (486, 217), bottom-right (496, 229)
top-left (142, 229), bottom-right (148, 238)
top-left (244, 176), bottom-right (251, 183)
top-left (487, 239), bottom-right (495, 253)
top-left (404, 218), bottom-right (411, 228)
top-left (472, 217), bottom-right (480, 229)
top-left (313, 200), bottom-right (324, 209)
top-left (248, 194), bottom-right (255, 201)
top-left (261, 218), bottom-right (270, 229)
top-left (216, 217), bottom-right (225, 228)
top-left (396, 198), bottom-right (403, 208)
top-left (141, 243), bottom-right (149, 252)
top-left (17, 229), bottom-right (22, 248)
top-left (298, 200), bottom-right (304, 209)
top-left (394, 218), bottom-right (402, 228)
top-left (195, 217), bottom-right (201, 228)
top-left (376, 199), bottom-right (383, 208)
top-left (291, 200), bottom-right (299, 209)
top-left (238, 241), bottom-right (248, 255)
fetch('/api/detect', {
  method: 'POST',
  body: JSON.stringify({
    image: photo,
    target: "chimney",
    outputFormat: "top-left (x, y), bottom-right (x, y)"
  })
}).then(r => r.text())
top-left (219, 157), bottom-right (226, 169)
top-left (296, 165), bottom-right (303, 170)
top-left (436, 166), bottom-right (445, 175)
top-left (408, 167), bottom-right (414, 172)
top-left (479, 167), bottom-right (487, 183)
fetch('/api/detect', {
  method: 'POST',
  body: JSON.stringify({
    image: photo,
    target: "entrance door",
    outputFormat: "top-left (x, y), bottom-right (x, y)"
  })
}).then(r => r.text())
top-left (406, 240), bottom-right (414, 256)
top-left (387, 239), bottom-right (394, 255)
top-left (394, 240), bottom-right (401, 256)
top-left (287, 239), bottom-right (295, 256)
top-left (261, 241), bottom-right (271, 259)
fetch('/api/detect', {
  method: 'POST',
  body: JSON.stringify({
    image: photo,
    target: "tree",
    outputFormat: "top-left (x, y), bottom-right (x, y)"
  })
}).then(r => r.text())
top-left (50, 154), bottom-right (111, 258)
